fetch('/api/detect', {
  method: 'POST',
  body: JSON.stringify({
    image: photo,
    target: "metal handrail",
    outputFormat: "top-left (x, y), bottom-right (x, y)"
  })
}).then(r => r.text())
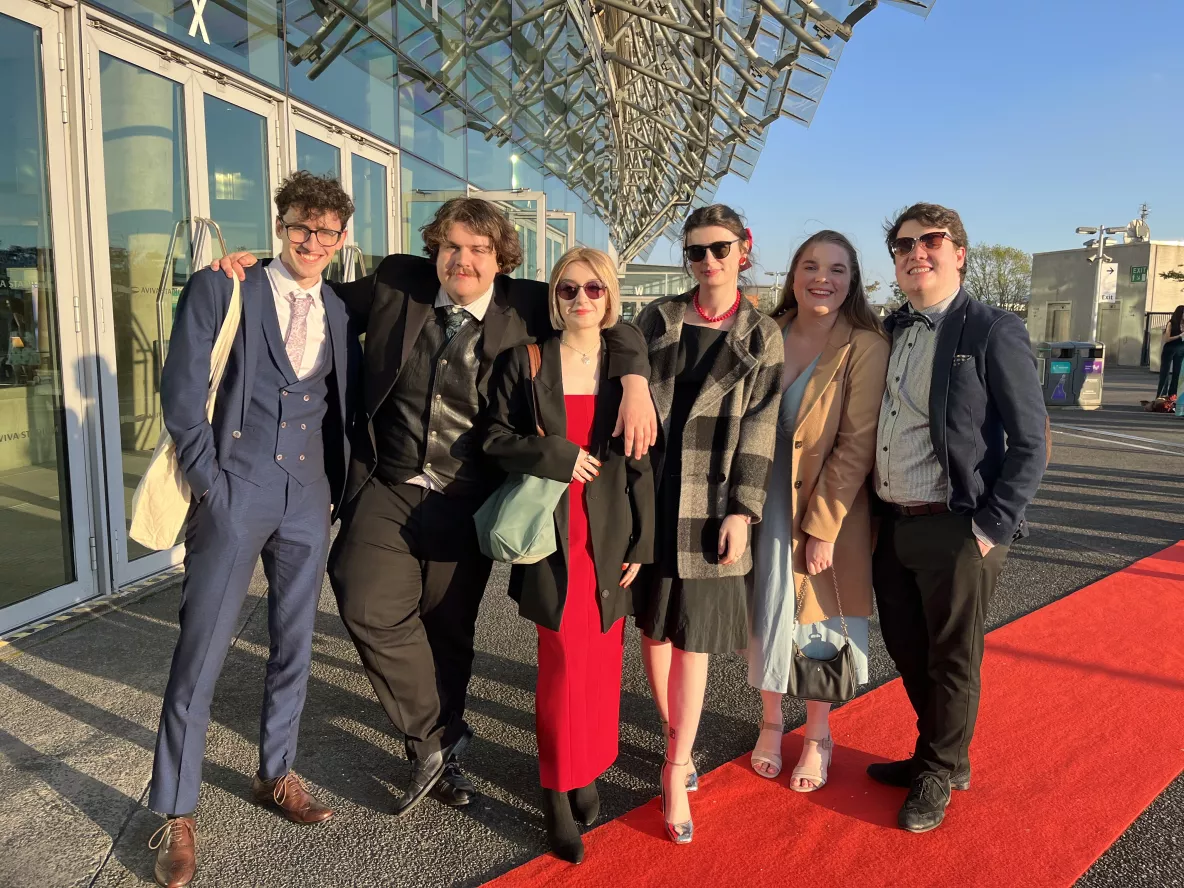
top-left (340, 244), bottom-right (368, 283)
top-left (154, 217), bottom-right (231, 375)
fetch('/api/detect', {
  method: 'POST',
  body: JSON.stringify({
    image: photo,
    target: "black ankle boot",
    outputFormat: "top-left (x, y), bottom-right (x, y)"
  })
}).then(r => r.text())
top-left (542, 789), bottom-right (584, 864)
top-left (569, 780), bottom-right (600, 826)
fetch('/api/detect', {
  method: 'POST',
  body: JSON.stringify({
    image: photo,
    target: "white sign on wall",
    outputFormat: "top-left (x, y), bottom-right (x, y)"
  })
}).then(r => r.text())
top-left (1099, 262), bottom-right (1118, 303)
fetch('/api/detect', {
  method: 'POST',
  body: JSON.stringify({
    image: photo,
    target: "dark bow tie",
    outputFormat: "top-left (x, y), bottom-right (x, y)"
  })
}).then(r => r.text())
top-left (890, 306), bottom-right (935, 331)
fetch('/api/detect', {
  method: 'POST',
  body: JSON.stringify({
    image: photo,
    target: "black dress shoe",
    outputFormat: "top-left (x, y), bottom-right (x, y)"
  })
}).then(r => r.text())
top-left (392, 731), bottom-right (472, 817)
top-left (867, 758), bottom-right (971, 791)
top-left (429, 761), bottom-right (477, 807)
top-left (898, 774), bottom-right (951, 833)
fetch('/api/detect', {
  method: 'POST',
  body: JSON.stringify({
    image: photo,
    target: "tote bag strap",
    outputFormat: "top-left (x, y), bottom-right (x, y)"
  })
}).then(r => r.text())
top-left (204, 274), bottom-right (243, 422)
top-left (526, 342), bottom-right (545, 437)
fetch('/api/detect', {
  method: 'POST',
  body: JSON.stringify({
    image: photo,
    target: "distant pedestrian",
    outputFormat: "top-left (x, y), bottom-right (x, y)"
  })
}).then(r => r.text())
top-left (483, 248), bottom-right (654, 864)
top-left (1155, 304), bottom-right (1184, 401)
top-left (746, 230), bottom-right (889, 790)
top-left (868, 203), bottom-right (1047, 833)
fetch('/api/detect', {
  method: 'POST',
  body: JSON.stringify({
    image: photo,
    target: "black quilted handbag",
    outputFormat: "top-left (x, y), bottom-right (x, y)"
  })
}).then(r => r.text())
top-left (785, 566), bottom-right (857, 705)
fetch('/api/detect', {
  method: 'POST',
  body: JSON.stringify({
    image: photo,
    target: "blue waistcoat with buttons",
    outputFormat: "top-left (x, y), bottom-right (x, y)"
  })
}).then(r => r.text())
top-left (226, 288), bottom-right (334, 487)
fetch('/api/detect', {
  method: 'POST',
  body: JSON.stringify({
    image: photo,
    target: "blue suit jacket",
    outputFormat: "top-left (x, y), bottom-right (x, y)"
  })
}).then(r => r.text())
top-left (881, 288), bottom-right (1047, 545)
top-left (160, 262), bottom-right (358, 517)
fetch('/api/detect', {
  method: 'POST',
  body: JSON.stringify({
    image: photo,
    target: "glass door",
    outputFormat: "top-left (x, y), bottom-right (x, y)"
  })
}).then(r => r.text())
top-left (289, 108), bottom-right (399, 281)
top-left (85, 20), bottom-right (281, 586)
top-left (545, 210), bottom-right (575, 279)
top-left (0, 0), bottom-right (95, 632)
top-left (403, 188), bottom-right (467, 261)
top-left (471, 189), bottom-right (547, 282)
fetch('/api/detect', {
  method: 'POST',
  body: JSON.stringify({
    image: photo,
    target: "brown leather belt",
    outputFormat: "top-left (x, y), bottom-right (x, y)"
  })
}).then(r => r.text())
top-left (892, 502), bottom-right (950, 517)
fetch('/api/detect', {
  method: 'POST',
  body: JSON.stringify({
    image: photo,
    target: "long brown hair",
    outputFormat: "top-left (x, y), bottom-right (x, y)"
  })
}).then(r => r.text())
top-left (774, 230), bottom-right (886, 338)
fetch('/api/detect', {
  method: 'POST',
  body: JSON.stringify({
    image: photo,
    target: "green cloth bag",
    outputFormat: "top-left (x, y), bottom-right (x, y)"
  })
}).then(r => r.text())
top-left (475, 342), bottom-right (570, 565)
top-left (474, 472), bottom-right (568, 564)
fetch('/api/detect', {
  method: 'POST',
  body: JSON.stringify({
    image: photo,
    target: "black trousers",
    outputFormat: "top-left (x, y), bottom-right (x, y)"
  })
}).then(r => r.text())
top-left (329, 479), bottom-right (492, 760)
top-left (873, 511), bottom-right (1009, 781)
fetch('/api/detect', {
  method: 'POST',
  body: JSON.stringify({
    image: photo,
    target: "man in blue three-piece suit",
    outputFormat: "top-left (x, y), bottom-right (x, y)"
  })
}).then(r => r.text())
top-left (147, 172), bottom-right (358, 888)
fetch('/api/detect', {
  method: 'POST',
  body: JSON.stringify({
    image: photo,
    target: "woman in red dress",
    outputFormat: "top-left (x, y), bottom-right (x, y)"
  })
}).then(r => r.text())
top-left (484, 248), bottom-right (654, 863)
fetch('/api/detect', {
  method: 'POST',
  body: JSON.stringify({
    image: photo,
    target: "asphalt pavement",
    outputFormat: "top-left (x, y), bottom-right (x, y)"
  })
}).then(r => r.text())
top-left (0, 367), bottom-right (1181, 888)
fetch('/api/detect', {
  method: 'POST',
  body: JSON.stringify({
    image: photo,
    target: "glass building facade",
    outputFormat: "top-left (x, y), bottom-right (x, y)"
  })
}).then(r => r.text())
top-left (0, 0), bottom-right (933, 631)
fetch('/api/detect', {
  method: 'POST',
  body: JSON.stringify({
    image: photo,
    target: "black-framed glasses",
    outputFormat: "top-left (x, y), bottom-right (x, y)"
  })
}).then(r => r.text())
top-left (555, 280), bottom-right (609, 300)
top-left (684, 239), bottom-right (740, 263)
top-left (280, 221), bottom-right (343, 247)
top-left (890, 231), bottom-right (957, 258)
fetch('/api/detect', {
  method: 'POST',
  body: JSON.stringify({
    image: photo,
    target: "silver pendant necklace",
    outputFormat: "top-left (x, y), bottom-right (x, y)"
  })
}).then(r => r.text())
top-left (560, 337), bottom-right (596, 365)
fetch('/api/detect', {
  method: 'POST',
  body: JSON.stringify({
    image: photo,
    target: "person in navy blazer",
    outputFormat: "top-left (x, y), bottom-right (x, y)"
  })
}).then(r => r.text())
top-left (868, 203), bottom-right (1047, 834)
top-left (147, 172), bottom-right (359, 888)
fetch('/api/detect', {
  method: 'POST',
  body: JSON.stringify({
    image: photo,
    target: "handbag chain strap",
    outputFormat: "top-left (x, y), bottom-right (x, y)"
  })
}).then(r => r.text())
top-left (794, 565), bottom-right (849, 642)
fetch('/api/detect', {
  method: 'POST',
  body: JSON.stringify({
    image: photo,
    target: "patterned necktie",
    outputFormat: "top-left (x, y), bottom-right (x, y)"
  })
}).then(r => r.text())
top-left (441, 305), bottom-right (468, 341)
top-left (285, 292), bottom-right (313, 373)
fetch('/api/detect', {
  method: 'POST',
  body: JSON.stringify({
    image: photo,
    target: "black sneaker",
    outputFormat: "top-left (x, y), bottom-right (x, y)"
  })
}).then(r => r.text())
top-left (867, 758), bottom-right (971, 791)
top-left (898, 774), bottom-right (952, 833)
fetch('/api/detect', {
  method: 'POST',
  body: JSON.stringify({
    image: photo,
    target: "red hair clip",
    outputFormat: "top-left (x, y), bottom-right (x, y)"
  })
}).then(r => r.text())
top-left (739, 227), bottom-right (753, 270)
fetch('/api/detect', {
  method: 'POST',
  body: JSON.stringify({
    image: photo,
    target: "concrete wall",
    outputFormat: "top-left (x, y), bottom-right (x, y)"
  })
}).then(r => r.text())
top-left (1028, 243), bottom-right (1153, 366)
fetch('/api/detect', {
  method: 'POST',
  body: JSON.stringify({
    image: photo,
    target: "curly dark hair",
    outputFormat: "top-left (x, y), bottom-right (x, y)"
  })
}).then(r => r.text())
top-left (884, 202), bottom-right (969, 280)
top-left (421, 197), bottom-right (523, 273)
top-left (773, 230), bottom-right (887, 339)
top-left (274, 171), bottom-right (354, 227)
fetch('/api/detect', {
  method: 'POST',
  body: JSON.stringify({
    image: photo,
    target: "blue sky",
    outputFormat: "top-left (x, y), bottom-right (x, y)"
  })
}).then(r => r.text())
top-left (645, 0), bottom-right (1184, 300)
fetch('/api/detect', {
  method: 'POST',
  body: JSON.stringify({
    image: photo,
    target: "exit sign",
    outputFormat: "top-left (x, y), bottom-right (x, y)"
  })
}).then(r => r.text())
top-left (1131, 265), bottom-right (1147, 283)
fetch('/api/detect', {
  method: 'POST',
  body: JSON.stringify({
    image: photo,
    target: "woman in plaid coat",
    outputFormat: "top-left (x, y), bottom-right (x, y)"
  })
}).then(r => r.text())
top-left (634, 204), bottom-right (783, 844)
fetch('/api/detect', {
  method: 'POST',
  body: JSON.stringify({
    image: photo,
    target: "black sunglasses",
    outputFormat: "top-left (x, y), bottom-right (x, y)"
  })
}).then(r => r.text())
top-left (890, 231), bottom-right (957, 258)
top-left (555, 280), bottom-right (608, 300)
top-left (684, 239), bottom-right (741, 263)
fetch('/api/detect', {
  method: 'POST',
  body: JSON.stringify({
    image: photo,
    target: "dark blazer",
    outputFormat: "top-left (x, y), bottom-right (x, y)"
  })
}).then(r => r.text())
top-left (161, 262), bottom-right (355, 515)
top-left (483, 337), bottom-right (655, 633)
top-left (880, 287), bottom-right (1047, 545)
top-left (331, 254), bottom-right (650, 506)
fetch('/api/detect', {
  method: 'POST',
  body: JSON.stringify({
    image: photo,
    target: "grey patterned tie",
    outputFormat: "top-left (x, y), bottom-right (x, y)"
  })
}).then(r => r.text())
top-left (285, 292), bottom-right (313, 374)
top-left (442, 305), bottom-right (468, 341)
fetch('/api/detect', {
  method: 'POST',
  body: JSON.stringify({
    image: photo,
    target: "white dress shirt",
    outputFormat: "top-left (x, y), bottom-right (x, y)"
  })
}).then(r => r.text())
top-left (266, 259), bottom-right (328, 379)
top-left (405, 284), bottom-right (496, 492)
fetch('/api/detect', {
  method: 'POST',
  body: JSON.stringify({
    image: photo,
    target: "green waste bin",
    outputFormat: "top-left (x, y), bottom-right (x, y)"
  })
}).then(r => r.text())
top-left (1035, 341), bottom-right (1105, 409)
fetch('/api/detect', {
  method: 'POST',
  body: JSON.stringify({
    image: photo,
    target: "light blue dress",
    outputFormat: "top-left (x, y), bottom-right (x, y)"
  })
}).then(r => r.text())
top-left (747, 345), bottom-right (871, 693)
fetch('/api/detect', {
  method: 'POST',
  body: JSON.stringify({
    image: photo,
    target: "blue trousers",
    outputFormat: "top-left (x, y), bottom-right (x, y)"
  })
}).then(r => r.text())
top-left (149, 468), bottom-right (330, 816)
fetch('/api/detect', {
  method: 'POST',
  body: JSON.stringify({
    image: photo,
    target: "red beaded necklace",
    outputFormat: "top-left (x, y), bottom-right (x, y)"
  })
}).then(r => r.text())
top-left (693, 288), bottom-right (742, 323)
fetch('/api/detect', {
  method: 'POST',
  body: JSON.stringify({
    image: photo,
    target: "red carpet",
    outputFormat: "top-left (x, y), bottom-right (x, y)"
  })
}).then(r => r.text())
top-left (485, 543), bottom-right (1184, 888)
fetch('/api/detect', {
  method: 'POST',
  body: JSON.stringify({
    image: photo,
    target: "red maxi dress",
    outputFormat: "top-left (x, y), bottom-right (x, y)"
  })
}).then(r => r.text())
top-left (535, 394), bottom-right (626, 791)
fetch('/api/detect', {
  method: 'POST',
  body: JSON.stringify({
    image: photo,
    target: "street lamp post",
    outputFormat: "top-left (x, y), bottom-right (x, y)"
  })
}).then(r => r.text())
top-left (1075, 223), bottom-right (1127, 342)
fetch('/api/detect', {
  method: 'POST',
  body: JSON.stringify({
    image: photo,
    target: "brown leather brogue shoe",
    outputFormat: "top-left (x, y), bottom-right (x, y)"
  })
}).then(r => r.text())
top-left (149, 816), bottom-right (196, 888)
top-left (251, 771), bottom-right (334, 824)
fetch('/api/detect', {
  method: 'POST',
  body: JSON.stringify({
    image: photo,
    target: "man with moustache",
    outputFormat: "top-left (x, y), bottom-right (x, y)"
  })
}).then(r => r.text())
top-left (150, 172), bottom-right (356, 887)
top-left (215, 197), bottom-right (655, 816)
top-left (869, 203), bottom-right (1047, 832)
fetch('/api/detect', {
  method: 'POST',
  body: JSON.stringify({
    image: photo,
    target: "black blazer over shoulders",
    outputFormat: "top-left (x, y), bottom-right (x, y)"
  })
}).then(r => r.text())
top-left (483, 336), bottom-right (655, 633)
top-left (877, 287), bottom-right (1048, 545)
top-left (329, 253), bottom-right (651, 506)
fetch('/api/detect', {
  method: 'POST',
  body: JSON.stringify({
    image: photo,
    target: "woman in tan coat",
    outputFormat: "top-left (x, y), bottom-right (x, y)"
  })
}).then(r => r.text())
top-left (747, 230), bottom-right (889, 791)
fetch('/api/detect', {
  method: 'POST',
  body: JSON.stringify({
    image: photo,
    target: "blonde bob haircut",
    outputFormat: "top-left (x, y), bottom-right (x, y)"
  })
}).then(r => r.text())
top-left (548, 247), bottom-right (621, 331)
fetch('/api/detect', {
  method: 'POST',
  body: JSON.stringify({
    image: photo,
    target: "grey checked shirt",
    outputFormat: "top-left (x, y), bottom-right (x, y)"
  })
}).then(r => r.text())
top-left (873, 291), bottom-right (958, 505)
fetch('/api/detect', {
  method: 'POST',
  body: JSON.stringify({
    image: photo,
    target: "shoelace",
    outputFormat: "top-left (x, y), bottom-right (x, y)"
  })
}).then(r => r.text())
top-left (273, 771), bottom-right (310, 807)
top-left (148, 818), bottom-right (191, 850)
top-left (907, 774), bottom-right (948, 804)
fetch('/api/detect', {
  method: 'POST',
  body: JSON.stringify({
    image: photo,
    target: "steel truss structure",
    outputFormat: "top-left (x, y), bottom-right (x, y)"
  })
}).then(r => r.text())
top-left (291, 0), bottom-right (937, 260)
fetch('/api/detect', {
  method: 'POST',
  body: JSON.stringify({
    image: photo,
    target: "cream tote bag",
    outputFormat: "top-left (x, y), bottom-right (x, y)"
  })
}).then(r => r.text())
top-left (129, 275), bottom-right (242, 550)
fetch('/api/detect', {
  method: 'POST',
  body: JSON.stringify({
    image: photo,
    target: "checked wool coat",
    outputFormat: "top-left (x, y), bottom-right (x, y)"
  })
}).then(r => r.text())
top-left (635, 291), bottom-right (784, 579)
